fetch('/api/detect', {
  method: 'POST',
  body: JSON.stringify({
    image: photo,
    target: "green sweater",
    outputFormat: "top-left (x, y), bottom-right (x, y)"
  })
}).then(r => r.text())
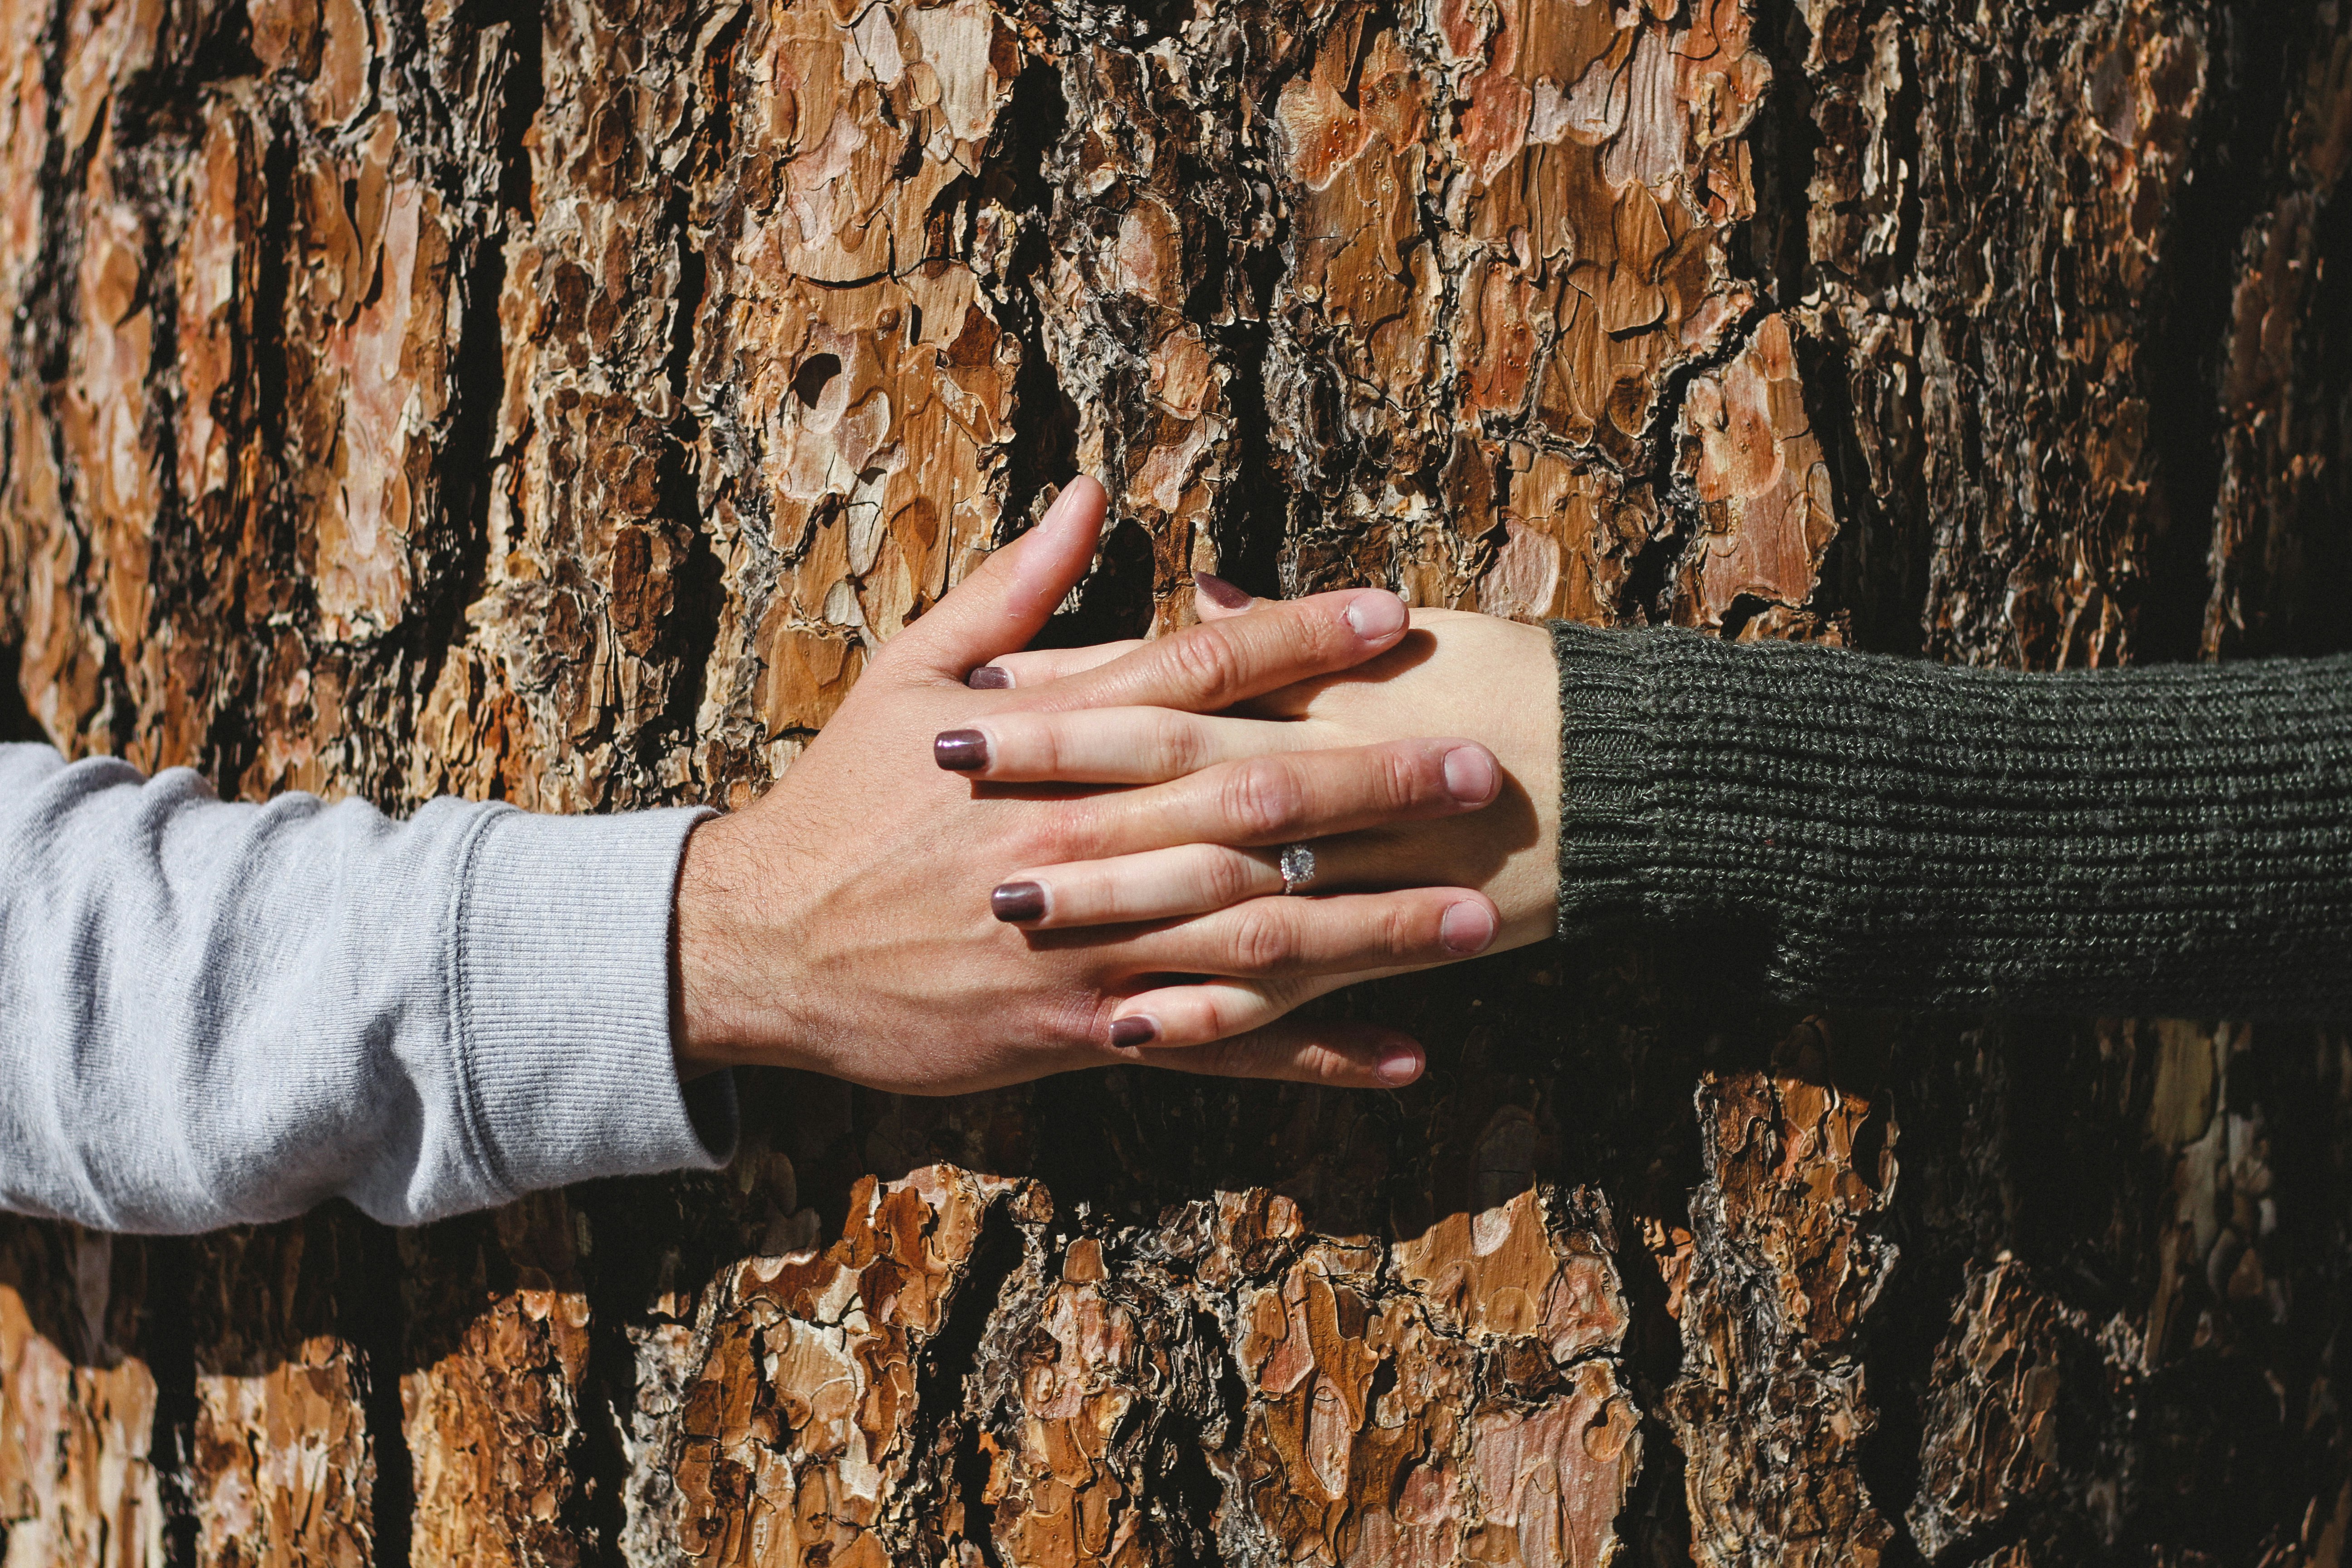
top-left (1552, 623), bottom-right (2352, 1019)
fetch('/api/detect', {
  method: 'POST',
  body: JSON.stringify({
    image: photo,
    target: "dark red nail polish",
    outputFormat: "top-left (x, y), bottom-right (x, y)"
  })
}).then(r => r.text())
top-left (966, 665), bottom-right (1011, 689)
top-left (991, 881), bottom-right (1046, 922)
top-left (1193, 570), bottom-right (1251, 609)
top-left (934, 730), bottom-right (990, 771)
top-left (1109, 1015), bottom-right (1157, 1047)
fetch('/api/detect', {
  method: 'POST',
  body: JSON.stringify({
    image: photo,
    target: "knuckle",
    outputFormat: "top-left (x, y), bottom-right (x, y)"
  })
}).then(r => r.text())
top-left (1300, 1044), bottom-right (1360, 1085)
top-left (1225, 901), bottom-right (1298, 974)
top-left (1150, 711), bottom-right (1200, 775)
top-left (1201, 849), bottom-right (1259, 908)
top-left (1036, 796), bottom-right (1098, 860)
top-left (1377, 745), bottom-right (1426, 808)
top-left (1290, 598), bottom-right (1354, 659)
top-left (1065, 997), bottom-right (1122, 1054)
top-left (1383, 743), bottom-right (1421, 804)
top-left (1219, 758), bottom-right (1304, 840)
top-left (1025, 719), bottom-right (1065, 777)
top-left (1195, 1034), bottom-right (1257, 1078)
top-left (1166, 713), bottom-right (1210, 774)
top-left (1162, 624), bottom-right (1247, 701)
top-left (1186, 992), bottom-right (1236, 1041)
top-left (1257, 976), bottom-right (1308, 1019)
top-left (1384, 899), bottom-right (1428, 958)
top-left (1216, 993), bottom-right (1264, 1038)
top-left (1203, 984), bottom-right (1276, 1038)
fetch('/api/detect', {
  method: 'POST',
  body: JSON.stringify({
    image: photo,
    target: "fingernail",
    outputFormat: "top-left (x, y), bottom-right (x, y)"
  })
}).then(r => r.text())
top-left (1441, 901), bottom-right (1496, 955)
top-left (1194, 570), bottom-right (1252, 609)
top-left (966, 665), bottom-right (1011, 689)
top-left (1442, 745), bottom-right (1497, 804)
top-left (1040, 477), bottom-right (1091, 529)
top-left (991, 881), bottom-right (1047, 922)
top-left (1377, 1044), bottom-right (1424, 1086)
top-left (935, 729), bottom-right (990, 771)
top-left (1109, 1015), bottom-right (1157, 1047)
top-left (1343, 590), bottom-right (1407, 640)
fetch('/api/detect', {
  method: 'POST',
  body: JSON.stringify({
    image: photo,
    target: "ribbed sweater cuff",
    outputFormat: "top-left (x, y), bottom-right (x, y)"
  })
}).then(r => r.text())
top-left (452, 805), bottom-right (736, 1200)
top-left (1554, 621), bottom-right (1652, 938)
top-left (1544, 622), bottom-right (2352, 1018)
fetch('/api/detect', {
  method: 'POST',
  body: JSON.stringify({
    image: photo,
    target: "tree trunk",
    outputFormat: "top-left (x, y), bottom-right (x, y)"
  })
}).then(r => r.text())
top-left (3, 0), bottom-right (2351, 1560)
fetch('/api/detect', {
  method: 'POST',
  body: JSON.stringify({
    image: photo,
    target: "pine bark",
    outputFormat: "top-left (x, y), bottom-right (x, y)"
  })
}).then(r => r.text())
top-left (3, 0), bottom-right (2351, 1562)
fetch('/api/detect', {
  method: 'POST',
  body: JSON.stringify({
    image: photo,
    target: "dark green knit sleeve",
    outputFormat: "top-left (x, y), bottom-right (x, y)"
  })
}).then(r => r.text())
top-left (1551, 622), bottom-right (2352, 1019)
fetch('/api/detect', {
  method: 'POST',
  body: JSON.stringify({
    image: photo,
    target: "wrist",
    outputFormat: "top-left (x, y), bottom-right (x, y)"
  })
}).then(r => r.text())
top-left (1413, 612), bottom-right (1562, 944)
top-left (671, 813), bottom-right (766, 1076)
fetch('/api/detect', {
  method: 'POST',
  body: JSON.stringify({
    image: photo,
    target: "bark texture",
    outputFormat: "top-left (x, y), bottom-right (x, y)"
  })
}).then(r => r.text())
top-left (4, 0), bottom-right (2352, 1561)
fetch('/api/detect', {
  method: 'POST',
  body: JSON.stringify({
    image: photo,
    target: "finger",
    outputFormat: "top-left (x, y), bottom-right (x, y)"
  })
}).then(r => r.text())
top-left (989, 843), bottom-right (1279, 926)
top-left (1054, 739), bottom-right (1501, 858)
top-left (989, 838), bottom-right (1402, 928)
top-left (887, 477), bottom-right (1107, 678)
top-left (1124, 1015), bottom-right (1426, 1088)
top-left (1191, 569), bottom-right (1258, 622)
top-left (965, 640), bottom-right (1144, 690)
top-left (1023, 587), bottom-right (1410, 716)
top-left (1105, 973), bottom-right (1348, 1047)
top-left (1042, 887), bottom-right (1501, 980)
top-left (934, 707), bottom-right (1320, 783)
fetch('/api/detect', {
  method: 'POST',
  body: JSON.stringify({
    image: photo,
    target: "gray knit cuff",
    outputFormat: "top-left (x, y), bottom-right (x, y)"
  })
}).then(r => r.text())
top-left (1551, 622), bottom-right (1653, 941)
top-left (451, 804), bottom-right (736, 1201)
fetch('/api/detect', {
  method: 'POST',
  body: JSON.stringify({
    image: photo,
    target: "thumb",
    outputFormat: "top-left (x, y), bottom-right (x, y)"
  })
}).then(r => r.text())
top-left (892, 478), bottom-right (1107, 678)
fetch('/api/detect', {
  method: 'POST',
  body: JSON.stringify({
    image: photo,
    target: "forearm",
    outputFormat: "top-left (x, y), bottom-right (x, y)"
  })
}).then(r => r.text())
top-left (0, 743), bottom-right (732, 1234)
top-left (1554, 626), bottom-right (2352, 1018)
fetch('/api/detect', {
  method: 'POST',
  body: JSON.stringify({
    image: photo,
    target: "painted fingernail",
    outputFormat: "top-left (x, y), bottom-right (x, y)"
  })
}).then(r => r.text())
top-left (1109, 1015), bottom-right (1157, 1047)
top-left (991, 882), bottom-right (1047, 922)
top-left (1443, 745), bottom-right (1498, 804)
top-left (1377, 1044), bottom-right (1425, 1085)
top-left (1343, 590), bottom-right (1407, 640)
top-left (1441, 901), bottom-right (1497, 955)
top-left (1193, 570), bottom-right (1252, 609)
top-left (935, 729), bottom-right (990, 770)
top-left (965, 665), bottom-right (1012, 689)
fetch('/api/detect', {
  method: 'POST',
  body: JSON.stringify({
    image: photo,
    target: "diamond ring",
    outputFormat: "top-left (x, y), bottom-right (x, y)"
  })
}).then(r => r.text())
top-left (1278, 843), bottom-right (1318, 895)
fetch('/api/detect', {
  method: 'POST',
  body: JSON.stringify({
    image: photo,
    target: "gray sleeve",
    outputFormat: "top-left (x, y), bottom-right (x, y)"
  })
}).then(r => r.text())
top-left (0, 742), bottom-right (737, 1234)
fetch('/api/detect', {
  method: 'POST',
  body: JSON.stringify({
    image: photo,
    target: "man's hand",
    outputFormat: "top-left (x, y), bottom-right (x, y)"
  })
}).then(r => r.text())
top-left (671, 481), bottom-right (1507, 1094)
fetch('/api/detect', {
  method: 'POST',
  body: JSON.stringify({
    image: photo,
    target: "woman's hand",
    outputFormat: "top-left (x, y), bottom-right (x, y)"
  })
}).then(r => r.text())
top-left (948, 576), bottom-right (1563, 1046)
top-left (671, 483), bottom-right (1508, 1094)
top-left (1229, 601), bottom-right (1561, 946)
